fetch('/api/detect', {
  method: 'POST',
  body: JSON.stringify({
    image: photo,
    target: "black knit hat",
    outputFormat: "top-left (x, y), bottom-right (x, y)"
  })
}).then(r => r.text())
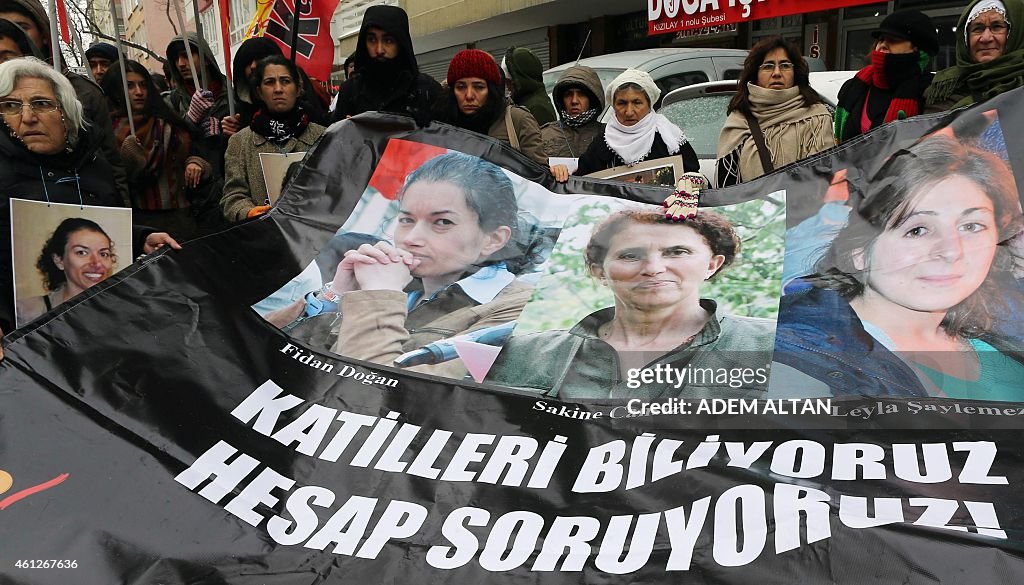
top-left (873, 10), bottom-right (940, 55)
top-left (85, 42), bottom-right (119, 62)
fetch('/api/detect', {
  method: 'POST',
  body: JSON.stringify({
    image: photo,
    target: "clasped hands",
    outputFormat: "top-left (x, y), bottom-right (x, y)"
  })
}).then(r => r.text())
top-left (332, 242), bottom-right (421, 293)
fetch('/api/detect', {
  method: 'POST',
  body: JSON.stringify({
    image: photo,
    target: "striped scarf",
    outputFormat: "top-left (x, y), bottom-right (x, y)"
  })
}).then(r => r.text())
top-left (114, 116), bottom-right (192, 211)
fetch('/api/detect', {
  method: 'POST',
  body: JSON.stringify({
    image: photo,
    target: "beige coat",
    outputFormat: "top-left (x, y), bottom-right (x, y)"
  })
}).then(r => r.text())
top-left (486, 105), bottom-right (547, 165)
top-left (220, 123), bottom-right (325, 221)
top-left (332, 279), bottom-right (535, 379)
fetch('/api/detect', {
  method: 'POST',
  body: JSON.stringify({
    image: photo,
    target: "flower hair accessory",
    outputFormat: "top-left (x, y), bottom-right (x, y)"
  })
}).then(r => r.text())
top-left (663, 172), bottom-right (708, 221)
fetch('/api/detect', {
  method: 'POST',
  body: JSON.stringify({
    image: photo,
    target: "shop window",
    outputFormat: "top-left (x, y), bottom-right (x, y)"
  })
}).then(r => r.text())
top-left (843, 3), bottom-right (888, 20)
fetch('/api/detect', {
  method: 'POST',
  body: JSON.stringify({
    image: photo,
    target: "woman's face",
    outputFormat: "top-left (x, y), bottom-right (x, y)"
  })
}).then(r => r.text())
top-left (394, 181), bottom-right (511, 285)
top-left (258, 64), bottom-right (299, 114)
top-left (453, 77), bottom-right (488, 116)
top-left (593, 222), bottom-right (724, 311)
top-left (562, 88), bottom-right (591, 116)
top-left (855, 177), bottom-right (1001, 315)
top-left (612, 87), bottom-right (650, 126)
top-left (756, 47), bottom-right (796, 90)
top-left (1, 76), bottom-right (66, 154)
top-left (126, 72), bottom-right (148, 115)
top-left (53, 229), bottom-right (114, 295)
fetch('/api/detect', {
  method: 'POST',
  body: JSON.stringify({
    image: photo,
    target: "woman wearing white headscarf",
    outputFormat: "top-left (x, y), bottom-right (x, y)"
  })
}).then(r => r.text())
top-left (925, 0), bottom-right (1024, 112)
top-left (573, 69), bottom-right (699, 176)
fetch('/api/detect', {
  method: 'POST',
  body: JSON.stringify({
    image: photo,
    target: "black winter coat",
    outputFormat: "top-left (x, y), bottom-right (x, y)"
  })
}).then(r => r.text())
top-left (330, 72), bottom-right (442, 125)
top-left (0, 126), bottom-right (130, 333)
top-left (576, 134), bottom-right (700, 176)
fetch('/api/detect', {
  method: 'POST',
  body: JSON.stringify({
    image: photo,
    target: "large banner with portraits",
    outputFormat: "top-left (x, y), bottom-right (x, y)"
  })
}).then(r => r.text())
top-left (3, 90), bottom-right (1024, 584)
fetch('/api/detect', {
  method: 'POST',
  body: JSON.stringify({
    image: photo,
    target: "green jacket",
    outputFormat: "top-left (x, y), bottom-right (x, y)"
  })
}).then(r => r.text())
top-left (486, 301), bottom-right (776, 400)
top-left (504, 47), bottom-right (557, 126)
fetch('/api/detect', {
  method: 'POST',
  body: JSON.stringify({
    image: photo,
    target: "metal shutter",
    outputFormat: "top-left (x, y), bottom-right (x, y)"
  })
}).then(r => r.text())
top-left (416, 27), bottom-right (551, 84)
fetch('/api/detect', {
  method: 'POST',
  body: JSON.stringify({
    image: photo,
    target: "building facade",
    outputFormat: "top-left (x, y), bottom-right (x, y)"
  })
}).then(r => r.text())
top-left (333, 0), bottom-right (972, 83)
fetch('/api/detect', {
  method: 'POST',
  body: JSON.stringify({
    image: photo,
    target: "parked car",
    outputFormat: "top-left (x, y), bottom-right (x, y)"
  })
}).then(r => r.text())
top-left (658, 71), bottom-right (857, 185)
top-left (542, 48), bottom-right (748, 111)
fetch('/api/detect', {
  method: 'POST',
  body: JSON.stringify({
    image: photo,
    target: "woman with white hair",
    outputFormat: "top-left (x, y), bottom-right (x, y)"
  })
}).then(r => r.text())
top-left (0, 57), bottom-right (177, 336)
top-left (572, 69), bottom-right (699, 177)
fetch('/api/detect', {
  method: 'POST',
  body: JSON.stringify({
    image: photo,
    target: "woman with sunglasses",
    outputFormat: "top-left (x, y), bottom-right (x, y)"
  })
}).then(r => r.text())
top-left (716, 36), bottom-right (834, 187)
top-left (0, 58), bottom-right (177, 338)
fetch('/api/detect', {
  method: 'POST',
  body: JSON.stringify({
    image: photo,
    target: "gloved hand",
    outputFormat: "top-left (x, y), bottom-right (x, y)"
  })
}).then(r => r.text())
top-left (200, 116), bottom-right (222, 138)
top-left (186, 89), bottom-right (215, 124)
top-left (663, 172), bottom-right (708, 221)
top-left (119, 135), bottom-right (145, 167)
top-left (247, 205), bottom-right (271, 218)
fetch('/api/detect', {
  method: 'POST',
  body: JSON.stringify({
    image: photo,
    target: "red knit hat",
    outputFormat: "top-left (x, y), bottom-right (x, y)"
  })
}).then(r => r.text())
top-left (446, 49), bottom-right (501, 87)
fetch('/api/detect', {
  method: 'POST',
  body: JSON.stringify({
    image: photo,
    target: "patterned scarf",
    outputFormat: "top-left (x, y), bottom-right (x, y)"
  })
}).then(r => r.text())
top-left (113, 115), bottom-right (191, 211)
top-left (559, 107), bottom-right (599, 128)
top-left (250, 106), bottom-right (309, 143)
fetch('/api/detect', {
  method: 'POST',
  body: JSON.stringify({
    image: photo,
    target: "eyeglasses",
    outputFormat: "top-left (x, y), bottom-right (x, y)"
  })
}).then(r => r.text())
top-left (759, 61), bottom-right (794, 73)
top-left (0, 98), bottom-right (60, 117)
top-left (968, 21), bottom-right (1010, 36)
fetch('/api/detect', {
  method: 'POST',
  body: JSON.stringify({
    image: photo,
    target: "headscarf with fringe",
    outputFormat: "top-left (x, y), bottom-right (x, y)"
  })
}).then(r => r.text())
top-left (925, 0), bottom-right (1024, 109)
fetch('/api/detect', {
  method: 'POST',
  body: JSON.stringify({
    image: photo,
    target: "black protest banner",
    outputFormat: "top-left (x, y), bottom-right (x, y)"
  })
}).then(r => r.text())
top-left (2, 99), bottom-right (1024, 584)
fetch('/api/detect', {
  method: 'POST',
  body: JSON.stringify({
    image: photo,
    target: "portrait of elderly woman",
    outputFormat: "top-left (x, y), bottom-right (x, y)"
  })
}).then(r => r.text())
top-left (0, 57), bottom-right (177, 335)
top-left (267, 152), bottom-right (548, 380)
top-left (772, 135), bottom-right (1024, 400)
top-left (15, 218), bottom-right (117, 326)
top-left (485, 208), bottom-right (777, 400)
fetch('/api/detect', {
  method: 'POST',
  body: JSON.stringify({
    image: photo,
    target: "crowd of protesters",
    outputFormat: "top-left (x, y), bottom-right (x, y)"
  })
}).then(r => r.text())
top-left (0, 0), bottom-right (1022, 351)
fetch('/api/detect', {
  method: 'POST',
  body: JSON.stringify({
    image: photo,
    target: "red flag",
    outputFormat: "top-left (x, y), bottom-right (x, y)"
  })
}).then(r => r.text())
top-left (259, 0), bottom-right (339, 81)
top-left (54, 0), bottom-right (70, 43)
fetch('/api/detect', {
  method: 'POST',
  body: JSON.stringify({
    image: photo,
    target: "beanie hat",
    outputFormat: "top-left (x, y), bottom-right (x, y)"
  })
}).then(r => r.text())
top-left (85, 42), bottom-right (119, 62)
top-left (447, 49), bottom-right (501, 87)
top-left (872, 10), bottom-right (940, 55)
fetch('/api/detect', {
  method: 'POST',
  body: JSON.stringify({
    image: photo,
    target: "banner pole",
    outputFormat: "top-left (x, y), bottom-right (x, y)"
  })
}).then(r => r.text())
top-left (288, 1), bottom-right (299, 62)
top-left (106, 0), bottom-right (135, 136)
top-left (217, 0), bottom-right (236, 116)
top-left (69, 28), bottom-right (95, 83)
top-left (46, 0), bottom-right (61, 71)
top-left (172, 0), bottom-right (203, 92)
top-left (190, 0), bottom-right (208, 89)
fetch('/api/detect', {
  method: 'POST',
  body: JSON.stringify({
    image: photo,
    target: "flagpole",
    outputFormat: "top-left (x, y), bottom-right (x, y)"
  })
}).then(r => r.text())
top-left (106, 0), bottom-right (135, 136)
top-left (288, 1), bottom-right (299, 62)
top-left (69, 27), bottom-right (95, 83)
top-left (172, 0), bottom-right (203, 92)
top-left (217, 0), bottom-right (236, 116)
top-left (46, 0), bottom-right (61, 71)
top-left (189, 0), bottom-right (207, 89)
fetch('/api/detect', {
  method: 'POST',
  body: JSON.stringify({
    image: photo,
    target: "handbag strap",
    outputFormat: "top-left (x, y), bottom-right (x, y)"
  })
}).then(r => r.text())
top-left (505, 106), bottom-right (521, 150)
top-left (743, 112), bottom-right (775, 174)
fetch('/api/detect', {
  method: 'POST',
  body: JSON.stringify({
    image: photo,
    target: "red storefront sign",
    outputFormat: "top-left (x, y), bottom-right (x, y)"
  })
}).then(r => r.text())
top-left (648, 0), bottom-right (881, 36)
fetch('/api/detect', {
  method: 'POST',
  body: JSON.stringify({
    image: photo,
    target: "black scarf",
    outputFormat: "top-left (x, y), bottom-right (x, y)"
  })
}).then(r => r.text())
top-left (835, 50), bottom-right (932, 143)
top-left (250, 106), bottom-right (309, 143)
top-left (450, 92), bottom-right (505, 135)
